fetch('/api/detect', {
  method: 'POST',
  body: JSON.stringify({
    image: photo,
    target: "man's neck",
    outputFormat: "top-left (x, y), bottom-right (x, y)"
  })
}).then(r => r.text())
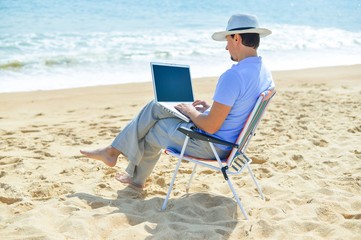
top-left (238, 51), bottom-right (258, 62)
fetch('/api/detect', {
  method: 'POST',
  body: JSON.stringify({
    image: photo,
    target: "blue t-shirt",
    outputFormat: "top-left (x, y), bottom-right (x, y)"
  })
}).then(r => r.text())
top-left (203, 56), bottom-right (274, 150)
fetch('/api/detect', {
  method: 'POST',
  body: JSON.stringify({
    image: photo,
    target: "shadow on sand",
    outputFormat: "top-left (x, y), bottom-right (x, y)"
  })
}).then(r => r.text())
top-left (68, 186), bottom-right (239, 239)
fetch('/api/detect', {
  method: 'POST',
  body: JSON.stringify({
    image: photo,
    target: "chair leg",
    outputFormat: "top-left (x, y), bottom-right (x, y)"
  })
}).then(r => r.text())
top-left (161, 137), bottom-right (190, 211)
top-left (246, 165), bottom-right (265, 200)
top-left (226, 178), bottom-right (249, 220)
top-left (186, 164), bottom-right (198, 193)
top-left (161, 157), bottom-right (182, 211)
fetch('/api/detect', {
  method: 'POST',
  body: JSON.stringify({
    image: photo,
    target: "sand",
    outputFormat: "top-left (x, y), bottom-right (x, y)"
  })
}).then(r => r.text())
top-left (0, 65), bottom-right (360, 239)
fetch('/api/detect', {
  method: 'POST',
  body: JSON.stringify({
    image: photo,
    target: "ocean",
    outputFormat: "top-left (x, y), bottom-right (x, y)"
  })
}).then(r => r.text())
top-left (1, 0), bottom-right (360, 92)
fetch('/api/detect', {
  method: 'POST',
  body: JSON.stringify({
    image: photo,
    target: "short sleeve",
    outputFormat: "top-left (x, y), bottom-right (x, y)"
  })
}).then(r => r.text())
top-left (213, 69), bottom-right (243, 106)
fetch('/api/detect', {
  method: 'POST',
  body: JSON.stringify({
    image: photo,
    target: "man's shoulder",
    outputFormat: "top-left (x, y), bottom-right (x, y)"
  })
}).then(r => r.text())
top-left (220, 67), bottom-right (241, 80)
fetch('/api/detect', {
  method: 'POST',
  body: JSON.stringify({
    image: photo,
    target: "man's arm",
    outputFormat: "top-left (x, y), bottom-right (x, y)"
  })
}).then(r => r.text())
top-left (175, 101), bottom-right (231, 134)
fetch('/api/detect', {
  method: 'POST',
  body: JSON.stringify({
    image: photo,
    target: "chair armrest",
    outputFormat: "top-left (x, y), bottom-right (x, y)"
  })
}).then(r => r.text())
top-left (177, 126), bottom-right (238, 148)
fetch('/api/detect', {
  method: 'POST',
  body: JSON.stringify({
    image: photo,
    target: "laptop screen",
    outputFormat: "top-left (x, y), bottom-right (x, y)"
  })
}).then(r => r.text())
top-left (151, 63), bottom-right (194, 102)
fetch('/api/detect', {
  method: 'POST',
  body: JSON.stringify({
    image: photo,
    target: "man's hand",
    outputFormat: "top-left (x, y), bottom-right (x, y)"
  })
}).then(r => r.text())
top-left (175, 103), bottom-right (198, 116)
top-left (175, 100), bottom-right (210, 117)
top-left (192, 100), bottom-right (210, 113)
top-left (176, 100), bottom-right (231, 134)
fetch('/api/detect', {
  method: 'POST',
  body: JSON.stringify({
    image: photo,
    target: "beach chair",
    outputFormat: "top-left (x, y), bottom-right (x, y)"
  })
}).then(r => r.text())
top-left (161, 88), bottom-right (276, 220)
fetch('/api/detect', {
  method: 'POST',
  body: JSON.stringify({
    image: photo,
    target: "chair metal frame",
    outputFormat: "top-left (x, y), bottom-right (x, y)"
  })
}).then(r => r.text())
top-left (161, 89), bottom-right (276, 220)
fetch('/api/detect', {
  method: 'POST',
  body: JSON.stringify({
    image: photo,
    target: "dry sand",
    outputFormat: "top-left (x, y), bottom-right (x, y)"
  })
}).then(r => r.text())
top-left (0, 65), bottom-right (360, 239)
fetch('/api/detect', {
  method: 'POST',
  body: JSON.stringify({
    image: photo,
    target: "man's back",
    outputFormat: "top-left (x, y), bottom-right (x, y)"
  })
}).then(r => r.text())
top-left (204, 56), bottom-right (274, 149)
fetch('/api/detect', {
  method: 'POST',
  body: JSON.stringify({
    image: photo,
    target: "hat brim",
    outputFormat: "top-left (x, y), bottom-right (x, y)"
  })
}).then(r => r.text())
top-left (212, 28), bottom-right (272, 41)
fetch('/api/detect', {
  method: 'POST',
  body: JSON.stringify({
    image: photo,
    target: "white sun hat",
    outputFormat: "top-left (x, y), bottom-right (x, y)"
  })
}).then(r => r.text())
top-left (212, 14), bottom-right (272, 41)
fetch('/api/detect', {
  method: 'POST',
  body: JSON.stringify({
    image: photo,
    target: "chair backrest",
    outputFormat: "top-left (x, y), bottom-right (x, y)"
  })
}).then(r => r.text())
top-left (227, 88), bottom-right (276, 166)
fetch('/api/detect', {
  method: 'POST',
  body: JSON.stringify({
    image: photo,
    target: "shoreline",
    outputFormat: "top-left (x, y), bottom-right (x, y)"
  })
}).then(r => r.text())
top-left (1, 64), bottom-right (360, 239)
top-left (1, 63), bottom-right (360, 95)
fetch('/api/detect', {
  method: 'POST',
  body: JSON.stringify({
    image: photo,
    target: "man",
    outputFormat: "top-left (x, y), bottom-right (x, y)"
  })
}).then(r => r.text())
top-left (80, 14), bottom-right (275, 189)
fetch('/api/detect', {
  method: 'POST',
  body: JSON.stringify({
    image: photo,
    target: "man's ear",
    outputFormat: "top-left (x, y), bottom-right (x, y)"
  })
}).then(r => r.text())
top-left (234, 34), bottom-right (242, 43)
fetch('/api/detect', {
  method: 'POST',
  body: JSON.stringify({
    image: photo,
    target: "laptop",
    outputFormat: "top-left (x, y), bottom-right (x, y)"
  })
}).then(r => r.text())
top-left (151, 62), bottom-right (194, 122)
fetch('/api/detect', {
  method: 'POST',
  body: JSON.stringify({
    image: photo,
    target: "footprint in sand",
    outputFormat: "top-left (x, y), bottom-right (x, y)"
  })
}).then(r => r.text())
top-left (0, 158), bottom-right (22, 165)
top-left (81, 139), bottom-right (93, 145)
top-left (34, 150), bottom-right (55, 158)
top-left (0, 183), bottom-right (23, 204)
top-left (1, 130), bottom-right (15, 136)
top-left (291, 154), bottom-right (304, 162)
top-left (258, 167), bottom-right (273, 178)
top-left (199, 169), bottom-right (215, 175)
top-left (178, 169), bottom-right (193, 174)
top-left (316, 206), bottom-right (340, 223)
top-left (121, 118), bottom-right (132, 122)
top-left (29, 182), bottom-right (74, 200)
top-left (13, 202), bottom-right (34, 213)
top-left (348, 125), bottom-right (361, 133)
top-left (155, 177), bottom-right (166, 188)
top-left (0, 196), bottom-right (23, 205)
top-left (100, 114), bottom-right (119, 119)
top-left (251, 155), bottom-right (268, 164)
top-left (89, 200), bottom-right (110, 209)
top-left (313, 139), bottom-right (329, 147)
top-left (342, 213), bottom-right (361, 219)
top-left (20, 129), bottom-right (40, 133)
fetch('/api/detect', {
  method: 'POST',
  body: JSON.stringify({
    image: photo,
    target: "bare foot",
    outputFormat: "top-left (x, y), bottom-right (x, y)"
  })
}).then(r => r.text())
top-left (80, 146), bottom-right (120, 167)
top-left (115, 173), bottom-right (145, 189)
